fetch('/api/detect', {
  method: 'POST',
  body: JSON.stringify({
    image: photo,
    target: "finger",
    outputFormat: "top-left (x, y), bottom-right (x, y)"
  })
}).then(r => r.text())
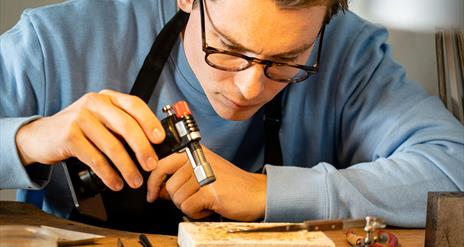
top-left (170, 176), bottom-right (199, 209)
top-left (146, 152), bottom-right (188, 202)
top-left (99, 89), bottom-right (165, 144)
top-left (77, 109), bottom-right (143, 188)
top-left (83, 92), bottom-right (157, 171)
top-left (165, 161), bottom-right (195, 196)
top-left (67, 129), bottom-right (124, 191)
top-left (181, 190), bottom-right (215, 219)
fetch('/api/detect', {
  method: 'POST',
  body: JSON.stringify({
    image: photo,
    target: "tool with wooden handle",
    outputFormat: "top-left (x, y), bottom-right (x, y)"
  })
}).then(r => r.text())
top-left (228, 218), bottom-right (366, 233)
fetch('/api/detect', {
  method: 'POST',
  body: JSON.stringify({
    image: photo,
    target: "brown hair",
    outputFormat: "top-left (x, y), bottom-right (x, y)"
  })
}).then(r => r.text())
top-left (193, 0), bottom-right (349, 23)
top-left (275, 0), bottom-right (348, 22)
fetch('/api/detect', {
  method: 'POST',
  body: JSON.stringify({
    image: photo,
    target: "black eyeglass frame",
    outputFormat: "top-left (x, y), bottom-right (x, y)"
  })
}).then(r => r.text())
top-left (198, 0), bottom-right (326, 83)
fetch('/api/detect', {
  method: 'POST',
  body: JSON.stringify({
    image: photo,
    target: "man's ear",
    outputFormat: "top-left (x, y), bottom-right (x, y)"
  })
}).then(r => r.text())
top-left (178, 0), bottom-right (195, 13)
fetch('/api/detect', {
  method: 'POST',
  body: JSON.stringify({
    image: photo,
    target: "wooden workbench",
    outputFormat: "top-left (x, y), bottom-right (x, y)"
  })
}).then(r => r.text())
top-left (0, 201), bottom-right (425, 246)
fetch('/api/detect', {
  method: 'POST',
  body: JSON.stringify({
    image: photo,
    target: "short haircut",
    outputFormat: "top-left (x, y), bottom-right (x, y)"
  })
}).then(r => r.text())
top-left (192, 0), bottom-right (349, 23)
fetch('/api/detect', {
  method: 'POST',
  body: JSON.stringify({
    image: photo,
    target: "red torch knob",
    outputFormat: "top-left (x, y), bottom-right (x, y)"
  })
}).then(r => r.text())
top-left (174, 101), bottom-right (192, 118)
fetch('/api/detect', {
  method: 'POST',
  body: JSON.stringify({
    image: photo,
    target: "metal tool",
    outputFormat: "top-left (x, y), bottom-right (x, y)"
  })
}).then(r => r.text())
top-left (228, 218), bottom-right (365, 233)
top-left (117, 238), bottom-right (125, 247)
top-left (363, 216), bottom-right (386, 246)
top-left (346, 216), bottom-right (394, 247)
top-left (162, 101), bottom-right (215, 186)
top-left (138, 234), bottom-right (153, 247)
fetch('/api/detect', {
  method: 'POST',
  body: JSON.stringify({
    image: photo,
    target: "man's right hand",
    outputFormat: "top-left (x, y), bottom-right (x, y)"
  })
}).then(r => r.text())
top-left (15, 89), bottom-right (166, 191)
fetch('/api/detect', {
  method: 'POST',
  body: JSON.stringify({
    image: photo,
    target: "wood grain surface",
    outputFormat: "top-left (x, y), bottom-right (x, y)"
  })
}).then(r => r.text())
top-left (0, 201), bottom-right (176, 246)
top-left (0, 201), bottom-right (425, 246)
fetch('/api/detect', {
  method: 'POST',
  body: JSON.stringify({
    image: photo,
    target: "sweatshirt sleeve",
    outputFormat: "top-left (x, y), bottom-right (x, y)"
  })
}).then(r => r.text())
top-left (0, 12), bottom-right (51, 189)
top-left (263, 17), bottom-right (464, 227)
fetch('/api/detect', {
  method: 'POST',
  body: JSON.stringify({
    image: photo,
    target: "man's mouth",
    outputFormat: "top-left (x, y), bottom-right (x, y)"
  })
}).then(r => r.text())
top-left (219, 94), bottom-right (261, 110)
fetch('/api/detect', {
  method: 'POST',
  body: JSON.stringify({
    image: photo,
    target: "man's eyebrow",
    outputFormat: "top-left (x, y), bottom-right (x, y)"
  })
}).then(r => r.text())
top-left (213, 26), bottom-right (315, 58)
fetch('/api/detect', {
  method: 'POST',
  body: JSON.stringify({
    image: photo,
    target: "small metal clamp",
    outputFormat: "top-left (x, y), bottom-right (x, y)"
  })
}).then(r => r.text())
top-left (363, 216), bottom-right (386, 246)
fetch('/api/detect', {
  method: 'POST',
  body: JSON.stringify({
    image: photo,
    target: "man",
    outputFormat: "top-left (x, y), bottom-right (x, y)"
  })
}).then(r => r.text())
top-left (1, 0), bottom-right (463, 234)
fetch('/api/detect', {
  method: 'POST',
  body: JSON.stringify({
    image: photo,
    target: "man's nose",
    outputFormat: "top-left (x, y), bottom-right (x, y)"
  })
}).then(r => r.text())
top-left (234, 65), bottom-right (266, 100)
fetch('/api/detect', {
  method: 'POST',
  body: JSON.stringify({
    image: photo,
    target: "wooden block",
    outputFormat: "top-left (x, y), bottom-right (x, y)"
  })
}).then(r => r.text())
top-left (425, 192), bottom-right (464, 247)
top-left (178, 222), bottom-right (335, 247)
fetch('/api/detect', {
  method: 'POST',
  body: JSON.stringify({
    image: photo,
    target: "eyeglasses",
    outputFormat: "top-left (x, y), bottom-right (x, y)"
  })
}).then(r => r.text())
top-left (199, 0), bottom-right (325, 83)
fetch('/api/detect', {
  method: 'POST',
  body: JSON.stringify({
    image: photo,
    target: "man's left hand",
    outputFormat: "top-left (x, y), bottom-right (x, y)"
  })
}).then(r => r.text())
top-left (146, 146), bottom-right (266, 221)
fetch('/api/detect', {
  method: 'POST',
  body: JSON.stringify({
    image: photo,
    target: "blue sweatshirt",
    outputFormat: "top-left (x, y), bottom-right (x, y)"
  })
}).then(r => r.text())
top-left (1, 0), bottom-right (463, 227)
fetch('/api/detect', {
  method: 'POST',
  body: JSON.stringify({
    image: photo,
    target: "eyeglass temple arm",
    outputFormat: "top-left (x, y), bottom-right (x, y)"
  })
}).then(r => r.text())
top-left (314, 24), bottom-right (326, 68)
top-left (199, 0), bottom-right (207, 49)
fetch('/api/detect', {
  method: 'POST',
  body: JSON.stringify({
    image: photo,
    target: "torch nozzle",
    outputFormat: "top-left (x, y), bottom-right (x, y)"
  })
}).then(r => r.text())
top-left (185, 142), bottom-right (216, 186)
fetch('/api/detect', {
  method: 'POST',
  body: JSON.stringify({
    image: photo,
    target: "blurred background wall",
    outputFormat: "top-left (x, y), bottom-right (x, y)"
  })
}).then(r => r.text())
top-left (0, 0), bottom-right (63, 32)
top-left (350, 0), bottom-right (463, 96)
top-left (1, 0), bottom-right (461, 201)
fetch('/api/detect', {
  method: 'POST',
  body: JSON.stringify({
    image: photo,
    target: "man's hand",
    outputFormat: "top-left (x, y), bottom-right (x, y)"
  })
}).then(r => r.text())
top-left (15, 89), bottom-right (165, 191)
top-left (146, 146), bottom-right (266, 221)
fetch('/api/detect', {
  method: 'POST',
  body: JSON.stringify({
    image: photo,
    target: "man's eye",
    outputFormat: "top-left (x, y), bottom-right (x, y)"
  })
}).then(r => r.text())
top-left (275, 56), bottom-right (299, 63)
top-left (217, 37), bottom-right (299, 63)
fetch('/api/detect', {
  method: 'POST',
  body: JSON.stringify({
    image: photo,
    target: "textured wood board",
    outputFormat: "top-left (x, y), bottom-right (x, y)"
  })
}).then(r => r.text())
top-left (178, 222), bottom-right (335, 247)
top-left (425, 192), bottom-right (464, 247)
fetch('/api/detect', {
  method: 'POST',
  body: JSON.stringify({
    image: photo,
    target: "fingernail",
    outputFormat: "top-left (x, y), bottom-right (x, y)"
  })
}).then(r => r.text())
top-left (133, 175), bottom-right (143, 188)
top-left (152, 128), bottom-right (164, 142)
top-left (146, 156), bottom-right (157, 170)
top-left (115, 180), bottom-right (124, 191)
top-left (146, 192), bottom-right (153, 202)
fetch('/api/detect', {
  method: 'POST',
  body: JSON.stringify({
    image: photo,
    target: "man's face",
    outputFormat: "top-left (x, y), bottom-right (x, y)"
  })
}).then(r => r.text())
top-left (181, 0), bottom-right (327, 120)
